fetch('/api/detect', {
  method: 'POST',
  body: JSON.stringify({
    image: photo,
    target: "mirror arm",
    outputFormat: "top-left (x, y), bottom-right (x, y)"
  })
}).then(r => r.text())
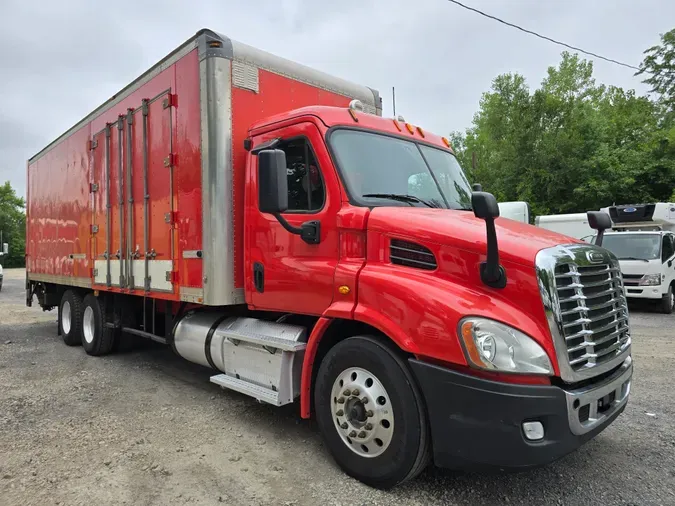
top-left (273, 213), bottom-right (302, 235)
top-left (595, 229), bottom-right (605, 247)
top-left (480, 217), bottom-right (507, 288)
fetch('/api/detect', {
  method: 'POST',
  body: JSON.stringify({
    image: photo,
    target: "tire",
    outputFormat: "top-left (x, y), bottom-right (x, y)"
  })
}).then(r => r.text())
top-left (314, 336), bottom-right (430, 489)
top-left (661, 284), bottom-right (674, 314)
top-left (81, 294), bottom-right (115, 356)
top-left (59, 290), bottom-right (84, 346)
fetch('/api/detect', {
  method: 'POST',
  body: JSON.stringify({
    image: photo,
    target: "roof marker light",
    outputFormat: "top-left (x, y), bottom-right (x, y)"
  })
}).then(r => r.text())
top-left (416, 126), bottom-right (425, 138)
top-left (349, 99), bottom-right (364, 112)
top-left (405, 123), bottom-right (415, 134)
top-left (393, 119), bottom-right (402, 131)
top-left (441, 137), bottom-right (452, 148)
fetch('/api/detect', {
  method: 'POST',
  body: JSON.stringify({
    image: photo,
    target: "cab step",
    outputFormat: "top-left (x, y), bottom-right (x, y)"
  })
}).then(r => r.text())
top-left (210, 374), bottom-right (281, 405)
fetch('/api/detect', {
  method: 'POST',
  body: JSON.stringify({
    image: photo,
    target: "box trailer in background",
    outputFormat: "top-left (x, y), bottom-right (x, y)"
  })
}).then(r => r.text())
top-left (26, 29), bottom-right (633, 488)
top-left (498, 201), bottom-right (530, 224)
top-left (535, 212), bottom-right (595, 241)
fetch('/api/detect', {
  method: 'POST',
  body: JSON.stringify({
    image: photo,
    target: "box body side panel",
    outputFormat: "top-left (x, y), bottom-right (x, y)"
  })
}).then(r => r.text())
top-left (27, 125), bottom-right (92, 285)
top-left (27, 49), bottom-right (204, 302)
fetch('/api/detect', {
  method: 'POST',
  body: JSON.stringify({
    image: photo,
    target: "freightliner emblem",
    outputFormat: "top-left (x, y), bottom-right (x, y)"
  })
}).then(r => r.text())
top-left (587, 251), bottom-right (605, 264)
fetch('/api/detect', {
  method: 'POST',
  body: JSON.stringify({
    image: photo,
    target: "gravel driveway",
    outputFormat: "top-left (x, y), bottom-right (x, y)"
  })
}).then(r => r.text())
top-left (1, 268), bottom-right (674, 505)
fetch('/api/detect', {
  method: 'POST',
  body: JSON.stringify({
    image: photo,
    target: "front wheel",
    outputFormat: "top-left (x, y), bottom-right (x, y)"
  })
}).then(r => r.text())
top-left (314, 336), bottom-right (430, 489)
top-left (661, 285), bottom-right (674, 314)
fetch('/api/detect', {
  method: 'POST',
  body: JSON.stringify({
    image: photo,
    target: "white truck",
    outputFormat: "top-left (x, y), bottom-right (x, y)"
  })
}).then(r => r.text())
top-left (598, 203), bottom-right (675, 313)
top-left (535, 213), bottom-right (595, 241)
top-left (0, 241), bottom-right (7, 292)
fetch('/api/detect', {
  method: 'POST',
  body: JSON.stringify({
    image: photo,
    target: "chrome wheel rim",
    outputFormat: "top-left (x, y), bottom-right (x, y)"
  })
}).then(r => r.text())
top-left (670, 289), bottom-right (674, 310)
top-left (83, 306), bottom-right (95, 344)
top-left (331, 367), bottom-right (394, 458)
top-left (62, 301), bottom-right (72, 334)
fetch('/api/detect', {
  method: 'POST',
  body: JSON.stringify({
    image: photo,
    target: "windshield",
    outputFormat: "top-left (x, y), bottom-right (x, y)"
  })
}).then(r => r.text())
top-left (329, 129), bottom-right (472, 210)
top-left (601, 234), bottom-right (661, 261)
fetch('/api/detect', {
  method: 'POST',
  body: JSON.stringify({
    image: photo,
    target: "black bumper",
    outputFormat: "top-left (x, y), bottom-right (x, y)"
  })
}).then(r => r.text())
top-left (409, 359), bottom-right (630, 471)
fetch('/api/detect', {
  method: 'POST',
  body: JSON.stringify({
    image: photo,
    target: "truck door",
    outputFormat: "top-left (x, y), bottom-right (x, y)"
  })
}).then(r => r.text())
top-left (663, 233), bottom-right (675, 287)
top-left (247, 122), bottom-right (338, 315)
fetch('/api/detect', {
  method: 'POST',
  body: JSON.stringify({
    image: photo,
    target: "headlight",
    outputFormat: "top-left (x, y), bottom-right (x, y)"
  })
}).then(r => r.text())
top-left (458, 318), bottom-right (553, 374)
top-left (639, 274), bottom-right (661, 286)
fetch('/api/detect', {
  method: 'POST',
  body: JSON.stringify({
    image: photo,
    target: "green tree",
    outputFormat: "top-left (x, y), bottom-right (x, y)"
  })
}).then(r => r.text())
top-left (637, 28), bottom-right (675, 114)
top-left (0, 181), bottom-right (26, 268)
top-left (451, 48), bottom-right (675, 216)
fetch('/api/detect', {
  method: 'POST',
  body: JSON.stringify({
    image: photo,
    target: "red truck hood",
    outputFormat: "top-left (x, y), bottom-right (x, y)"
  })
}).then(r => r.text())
top-left (367, 207), bottom-right (576, 266)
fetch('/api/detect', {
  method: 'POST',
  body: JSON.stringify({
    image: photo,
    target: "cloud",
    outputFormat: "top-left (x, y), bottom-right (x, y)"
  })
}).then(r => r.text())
top-left (1, 0), bottom-right (673, 197)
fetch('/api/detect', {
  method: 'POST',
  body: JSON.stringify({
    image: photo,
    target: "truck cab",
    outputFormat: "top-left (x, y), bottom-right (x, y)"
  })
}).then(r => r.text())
top-left (599, 203), bottom-right (675, 313)
top-left (241, 103), bottom-right (633, 480)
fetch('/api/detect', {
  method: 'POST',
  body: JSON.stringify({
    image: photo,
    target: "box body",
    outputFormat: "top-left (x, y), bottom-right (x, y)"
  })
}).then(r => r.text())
top-left (27, 29), bottom-right (381, 305)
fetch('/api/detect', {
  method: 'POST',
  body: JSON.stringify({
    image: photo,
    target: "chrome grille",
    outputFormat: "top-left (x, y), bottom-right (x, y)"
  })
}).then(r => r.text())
top-left (555, 263), bottom-right (630, 369)
top-left (537, 245), bottom-right (632, 383)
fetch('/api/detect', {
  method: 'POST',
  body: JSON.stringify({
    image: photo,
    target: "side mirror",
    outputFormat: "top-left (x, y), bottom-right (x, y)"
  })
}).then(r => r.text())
top-left (472, 192), bottom-right (506, 288)
top-left (587, 211), bottom-right (612, 247)
top-left (258, 149), bottom-right (288, 214)
top-left (472, 183), bottom-right (483, 192)
top-left (472, 191), bottom-right (500, 220)
top-left (256, 148), bottom-right (321, 245)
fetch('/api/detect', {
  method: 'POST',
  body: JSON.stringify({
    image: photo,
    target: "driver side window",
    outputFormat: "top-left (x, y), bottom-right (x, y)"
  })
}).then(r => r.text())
top-left (278, 138), bottom-right (325, 213)
top-left (662, 235), bottom-right (675, 262)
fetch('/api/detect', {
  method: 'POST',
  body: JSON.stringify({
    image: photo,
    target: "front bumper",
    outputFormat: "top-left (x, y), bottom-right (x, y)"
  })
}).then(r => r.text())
top-left (409, 357), bottom-right (632, 470)
top-left (624, 286), bottom-right (663, 300)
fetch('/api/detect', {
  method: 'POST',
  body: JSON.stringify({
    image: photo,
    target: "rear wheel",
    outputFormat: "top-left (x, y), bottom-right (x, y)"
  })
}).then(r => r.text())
top-left (314, 336), bottom-right (430, 489)
top-left (661, 284), bottom-right (674, 314)
top-left (81, 294), bottom-right (115, 356)
top-left (59, 290), bottom-right (83, 346)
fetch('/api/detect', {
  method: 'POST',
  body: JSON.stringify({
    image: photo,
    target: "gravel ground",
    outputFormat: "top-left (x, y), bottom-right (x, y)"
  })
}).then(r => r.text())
top-left (1, 268), bottom-right (674, 506)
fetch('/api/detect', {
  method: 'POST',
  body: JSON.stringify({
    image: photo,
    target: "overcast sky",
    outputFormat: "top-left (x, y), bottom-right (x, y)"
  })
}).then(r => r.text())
top-left (1, 0), bottom-right (673, 197)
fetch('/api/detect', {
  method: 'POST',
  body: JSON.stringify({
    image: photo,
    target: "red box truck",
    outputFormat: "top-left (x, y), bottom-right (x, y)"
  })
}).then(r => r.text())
top-left (26, 29), bottom-right (633, 488)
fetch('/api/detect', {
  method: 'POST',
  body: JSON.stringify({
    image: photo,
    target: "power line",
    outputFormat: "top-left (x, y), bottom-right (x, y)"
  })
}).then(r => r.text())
top-left (446, 0), bottom-right (640, 71)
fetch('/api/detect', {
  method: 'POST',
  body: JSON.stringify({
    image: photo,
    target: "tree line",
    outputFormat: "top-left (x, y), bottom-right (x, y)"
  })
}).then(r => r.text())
top-left (450, 28), bottom-right (675, 217)
top-left (0, 182), bottom-right (25, 268)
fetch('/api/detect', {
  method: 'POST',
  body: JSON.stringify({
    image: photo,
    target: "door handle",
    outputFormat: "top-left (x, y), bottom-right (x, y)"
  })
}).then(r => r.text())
top-left (253, 262), bottom-right (264, 293)
top-left (300, 220), bottom-right (321, 245)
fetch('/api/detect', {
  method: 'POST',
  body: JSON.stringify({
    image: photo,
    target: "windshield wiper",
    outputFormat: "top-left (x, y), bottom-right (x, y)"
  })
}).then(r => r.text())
top-left (362, 193), bottom-right (439, 208)
top-left (617, 256), bottom-right (650, 262)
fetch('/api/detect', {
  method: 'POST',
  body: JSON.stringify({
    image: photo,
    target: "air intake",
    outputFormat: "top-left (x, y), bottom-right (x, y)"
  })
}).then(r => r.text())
top-left (390, 239), bottom-right (437, 270)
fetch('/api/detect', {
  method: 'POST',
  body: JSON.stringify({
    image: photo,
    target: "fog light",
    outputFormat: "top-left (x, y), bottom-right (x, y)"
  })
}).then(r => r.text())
top-left (523, 421), bottom-right (544, 441)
